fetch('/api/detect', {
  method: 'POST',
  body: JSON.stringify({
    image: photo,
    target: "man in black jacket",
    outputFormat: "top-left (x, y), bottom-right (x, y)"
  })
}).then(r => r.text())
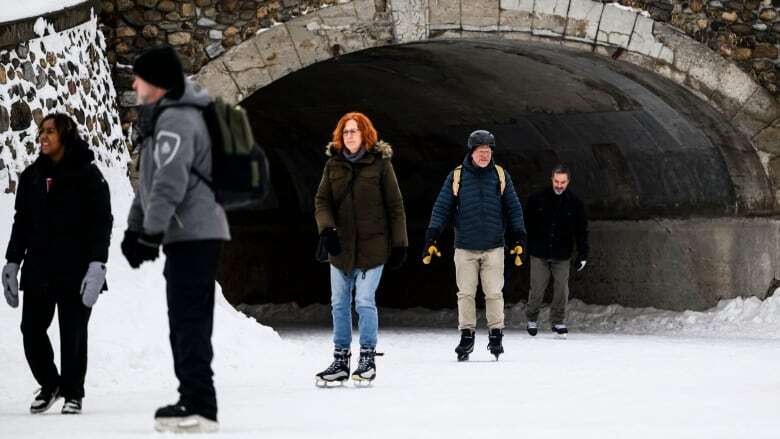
top-left (525, 165), bottom-right (588, 338)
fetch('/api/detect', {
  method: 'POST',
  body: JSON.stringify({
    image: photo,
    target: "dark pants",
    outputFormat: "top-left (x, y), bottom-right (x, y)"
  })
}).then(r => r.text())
top-left (163, 240), bottom-right (222, 422)
top-left (21, 287), bottom-right (92, 399)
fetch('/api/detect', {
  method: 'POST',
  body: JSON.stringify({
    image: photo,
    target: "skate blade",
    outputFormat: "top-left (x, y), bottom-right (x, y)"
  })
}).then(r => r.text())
top-left (554, 333), bottom-right (568, 339)
top-left (315, 378), bottom-right (347, 388)
top-left (352, 377), bottom-right (374, 387)
top-left (154, 415), bottom-right (219, 433)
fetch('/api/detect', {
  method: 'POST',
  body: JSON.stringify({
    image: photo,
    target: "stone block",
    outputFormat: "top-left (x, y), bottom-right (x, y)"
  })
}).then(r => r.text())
top-left (532, 0), bottom-right (570, 37)
top-left (354, 0), bottom-right (378, 22)
top-left (499, 0), bottom-right (534, 33)
top-left (285, 15), bottom-right (331, 67)
top-left (252, 25), bottom-right (303, 82)
top-left (596, 3), bottom-right (636, 47)
top-left (429, 0), bottom-right (460, 30)
top-left (192, 63), bottom-right (237, 104)
top-left (753, 120), bottom-right (780, 155)
top-left (390, 0), bottom-right (429, 43)
top-left (564, 0), bottom-right (603, 43)
top-left (462, 0), bottom-right (499, 31)
top-left (627, 14), bottom-right (665, 59)
top-left (732, 89), bottom-right (780, 139)
top-left (318, 2), bottom-right (359, 28)
top-left (219, 40), bottom-right (273, 99)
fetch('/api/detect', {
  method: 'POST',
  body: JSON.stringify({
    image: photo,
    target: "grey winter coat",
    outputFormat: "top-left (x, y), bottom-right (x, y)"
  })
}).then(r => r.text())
top-left (128, 80), bottom-right (230, 244)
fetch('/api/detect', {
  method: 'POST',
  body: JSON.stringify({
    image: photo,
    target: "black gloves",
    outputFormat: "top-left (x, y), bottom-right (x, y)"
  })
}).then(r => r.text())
top-left (121, 230), bottom-right (141, 268)
top-left (422, 227), bottom-right (441, 264)
top-left (387, 246), bottom-right (407, 270)
top-left (137, 232), bottom-right (163, 264)
top-left (320, 227), bottom-right (342, 256)
top-left (122, 230), bottom-right (162, 269)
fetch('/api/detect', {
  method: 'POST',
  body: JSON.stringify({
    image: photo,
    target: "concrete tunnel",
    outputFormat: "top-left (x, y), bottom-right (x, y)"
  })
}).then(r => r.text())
top-left (216, 39), bottom-right (780, 312)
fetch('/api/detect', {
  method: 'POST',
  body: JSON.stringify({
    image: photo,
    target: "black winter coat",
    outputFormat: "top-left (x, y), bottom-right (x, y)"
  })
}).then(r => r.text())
top-left (525, 187), bottom-right (588, 261)
top-left (5, 143), bottom-right (112, 294)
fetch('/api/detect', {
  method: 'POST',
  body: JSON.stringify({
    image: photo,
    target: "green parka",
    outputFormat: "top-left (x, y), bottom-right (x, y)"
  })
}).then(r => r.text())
top-left (314, 141), bottom-right (408, 272)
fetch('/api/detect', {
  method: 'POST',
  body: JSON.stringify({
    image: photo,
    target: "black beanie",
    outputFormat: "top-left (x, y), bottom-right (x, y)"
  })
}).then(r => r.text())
top-left (133, 45), bottom-right (185, 94)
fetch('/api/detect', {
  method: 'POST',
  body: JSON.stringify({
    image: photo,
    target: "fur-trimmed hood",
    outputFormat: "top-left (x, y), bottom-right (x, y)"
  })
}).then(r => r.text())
top-left (325, 140), bottom-right (393, 159)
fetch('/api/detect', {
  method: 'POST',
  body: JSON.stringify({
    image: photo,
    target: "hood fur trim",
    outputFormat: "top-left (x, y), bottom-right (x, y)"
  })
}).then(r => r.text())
top-left (325, 140), bottom-right (394, 159)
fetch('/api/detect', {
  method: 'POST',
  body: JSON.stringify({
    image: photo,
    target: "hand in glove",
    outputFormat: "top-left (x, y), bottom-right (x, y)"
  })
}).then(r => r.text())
top-left (137, 232), bottom-right (163, 264)
top-left (576, 256), bottom-right (587, 272)
top-left (2, 262), bottom-right (20, 308)
top-left (320, 227), bottom-right (342, 256)
top-left (80, 262), bottom-right (106, 307)
top-left (387, 247), bottom-right (407, 270)
top-left (122, 230), bottom-right (141, 269)
top-left (507, 230), bottom-right (526, 267)
top-left (422, 227), bottom-right (441, 265)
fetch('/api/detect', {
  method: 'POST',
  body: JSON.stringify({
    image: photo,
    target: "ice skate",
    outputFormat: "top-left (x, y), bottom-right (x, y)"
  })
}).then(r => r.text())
top-left (315, 348), bottom-right (351, 387)
top-left (526, 320), bottom-right (538, 336)
top-left (455, 329), bottom-right (475, 361)
top-left (352, 348), bottom-right (383, 387)
top-left (552, 324), bottom-right (568, 339)
top-left (154, 403), bottom-right (219, 433)
top-left (487, 328), bottom-right (504, 360)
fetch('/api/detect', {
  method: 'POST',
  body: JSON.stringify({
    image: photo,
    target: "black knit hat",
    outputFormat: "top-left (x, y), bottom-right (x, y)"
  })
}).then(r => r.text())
top-left (133, 45), bottom-right (185, 95)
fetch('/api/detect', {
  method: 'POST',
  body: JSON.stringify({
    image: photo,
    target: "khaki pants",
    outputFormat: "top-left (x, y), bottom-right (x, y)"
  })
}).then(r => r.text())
top-left (526, 256), bottom-right (570, 325)
top-left (454, 247), bottom-right (504, 330)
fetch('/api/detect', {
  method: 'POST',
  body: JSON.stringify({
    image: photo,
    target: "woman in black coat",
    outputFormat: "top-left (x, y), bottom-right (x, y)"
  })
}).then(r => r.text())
top-left (2, 113), bottom-right (112, 415)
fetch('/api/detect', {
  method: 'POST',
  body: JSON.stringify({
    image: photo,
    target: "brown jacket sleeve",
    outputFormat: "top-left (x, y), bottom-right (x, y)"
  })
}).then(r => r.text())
top-left (314, 164), bottom-right (336, 233)
top-left (382, 160), bottom-right (408, 247)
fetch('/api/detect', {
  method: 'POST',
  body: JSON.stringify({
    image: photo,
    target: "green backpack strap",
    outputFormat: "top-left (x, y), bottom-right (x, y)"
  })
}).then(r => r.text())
top-left (452, 165), bottom-right (463, 196)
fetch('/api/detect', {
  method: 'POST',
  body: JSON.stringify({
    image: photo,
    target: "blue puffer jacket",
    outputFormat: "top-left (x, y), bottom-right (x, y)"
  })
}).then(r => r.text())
top-left (427, 155), bottom-right (526, 251)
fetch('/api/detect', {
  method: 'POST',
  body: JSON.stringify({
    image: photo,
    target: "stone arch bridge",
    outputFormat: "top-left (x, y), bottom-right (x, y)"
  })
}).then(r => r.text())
top-left (184, 0), bottom-right (780, 312)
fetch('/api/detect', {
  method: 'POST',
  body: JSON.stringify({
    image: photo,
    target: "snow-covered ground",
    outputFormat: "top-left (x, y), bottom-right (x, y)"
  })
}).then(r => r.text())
top-left (1, 165), bottom-right (779, 437)
top-left (0, 0), bottom-right (86, 22)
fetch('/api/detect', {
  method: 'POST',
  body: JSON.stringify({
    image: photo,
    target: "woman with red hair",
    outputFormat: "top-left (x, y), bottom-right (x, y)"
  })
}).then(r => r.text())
top-left (314, 112), bottom-right (408, 386)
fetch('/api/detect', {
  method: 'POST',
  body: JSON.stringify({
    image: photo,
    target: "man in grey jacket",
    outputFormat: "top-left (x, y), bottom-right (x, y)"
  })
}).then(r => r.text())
top-left (121, 45), bottom-right (230, 433)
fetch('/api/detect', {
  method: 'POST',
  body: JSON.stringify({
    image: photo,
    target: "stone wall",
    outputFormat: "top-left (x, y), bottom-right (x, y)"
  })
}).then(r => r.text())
top-left (0, 13), bottom-right (128, 193)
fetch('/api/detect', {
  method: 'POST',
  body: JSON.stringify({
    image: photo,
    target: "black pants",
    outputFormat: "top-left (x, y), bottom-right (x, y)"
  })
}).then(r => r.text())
top-left (21, 287), bottom-right (92, 399)
top-left (163, 240), bottom-right (222, 421)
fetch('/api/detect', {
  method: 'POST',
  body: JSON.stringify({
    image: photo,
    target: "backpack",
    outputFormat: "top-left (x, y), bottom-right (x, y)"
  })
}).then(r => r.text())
top-left (452, 164), bottom-right (506, 197)
top-left (157, 98), bottom-right (271, 211)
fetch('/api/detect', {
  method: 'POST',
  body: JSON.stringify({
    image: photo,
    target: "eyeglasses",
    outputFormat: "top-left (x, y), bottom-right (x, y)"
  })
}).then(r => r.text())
top-left (343, 129), bottom-right (361, 137)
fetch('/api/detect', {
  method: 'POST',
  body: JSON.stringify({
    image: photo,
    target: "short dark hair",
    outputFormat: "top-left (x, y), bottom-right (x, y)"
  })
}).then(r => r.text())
top-left (38, 113), bottom-right (85, 152)
top-left (551, 164), bottom-right (570, 178)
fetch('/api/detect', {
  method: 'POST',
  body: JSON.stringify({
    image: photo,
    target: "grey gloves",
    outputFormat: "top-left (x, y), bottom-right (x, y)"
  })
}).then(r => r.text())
top-left (80, 262), bottom-right (107, 308)
top-left (3, 262), bottom-right (19, 308)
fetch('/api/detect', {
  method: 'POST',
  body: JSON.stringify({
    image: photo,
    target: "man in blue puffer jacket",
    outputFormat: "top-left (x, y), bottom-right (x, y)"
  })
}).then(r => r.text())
top-left (423, 130), bottom-right (526, 361)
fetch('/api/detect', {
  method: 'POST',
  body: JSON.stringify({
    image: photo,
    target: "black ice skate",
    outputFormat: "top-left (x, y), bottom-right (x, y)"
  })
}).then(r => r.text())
top-left (30, 386), bottom-right (60, 414)
top-left (315, 348), bottom-right (351, 387)
top-left (352, 348), bottom-right (383, 386)
top-left (526, 320), bottom-right (538, 336)
top-left (552, 324), bottom-right (568, 339)
top-left (455, 329), bottom-right (475, 361)
top-left (487, 328), bottom-right (504, 360)
top-left (153, 402), bottom-right (219, 433)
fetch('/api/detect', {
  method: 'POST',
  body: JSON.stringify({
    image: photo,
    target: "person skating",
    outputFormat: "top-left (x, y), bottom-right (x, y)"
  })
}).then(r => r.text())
top-left (3, 113), bottom-right (112, 415)
top-left (122, 45), bottom-right (230, 432)
top-left (524, 165), bottom-right (588, 339)
top-left (423, 130), bottom-right (526, 361)
top-left (314, 112), bottom-right (408, 386)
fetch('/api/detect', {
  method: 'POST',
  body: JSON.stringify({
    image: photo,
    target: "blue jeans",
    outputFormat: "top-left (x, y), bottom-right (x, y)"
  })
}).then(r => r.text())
top-left (330, 265), bottom-right (384, 350)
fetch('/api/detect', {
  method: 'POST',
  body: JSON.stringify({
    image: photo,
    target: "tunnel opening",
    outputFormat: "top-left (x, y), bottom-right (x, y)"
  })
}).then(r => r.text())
top-left (218, 39), bottom-right (777, 312)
